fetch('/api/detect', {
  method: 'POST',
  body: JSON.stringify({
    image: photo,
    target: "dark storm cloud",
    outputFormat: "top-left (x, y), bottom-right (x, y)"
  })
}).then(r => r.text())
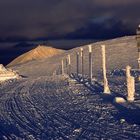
top-left (0, 0), bottom-right (140, 65)
top-left (0, 0), bottom-right (140, 40)
top-left (65, 18), bottom-right (133, 39)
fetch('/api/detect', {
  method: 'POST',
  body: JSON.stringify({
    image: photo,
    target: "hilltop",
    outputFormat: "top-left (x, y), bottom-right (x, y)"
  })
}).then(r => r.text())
top-left (7, 45), bottom-right (65, 67)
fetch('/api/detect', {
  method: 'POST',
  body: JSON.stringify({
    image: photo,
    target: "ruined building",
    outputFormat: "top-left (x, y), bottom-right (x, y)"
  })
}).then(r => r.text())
top-left (0, 64), bottom-right (20, 82)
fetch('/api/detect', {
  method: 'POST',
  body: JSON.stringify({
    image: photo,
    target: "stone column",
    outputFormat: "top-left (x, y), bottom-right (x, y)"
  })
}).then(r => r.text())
top-left (126, 65), bottom-right (131, 77)
top-left (65, 57), bottom-right (68, 75)
top-left (80, 48), bottom-right (84, 77)
top-left (101, 45), bottom-right (111, 94)
top-left (61, 59), bottom-right (64, 75)
top-left (76, 52), bottom-right (80, 76)
top-left (68, 54), bottom-right (71, 75)
top-left (126, 65), bottom-right (135, 102)
top-left (137, 54), bottom-right (140, 81)
top-left (136, 25), bottom-right (140, 70)
top-left (136, 25), bottom-right (140, 80)
top-left (138, 55), bottom-right (140, 70)
top-left (89, 45), bottom-right (93, 83)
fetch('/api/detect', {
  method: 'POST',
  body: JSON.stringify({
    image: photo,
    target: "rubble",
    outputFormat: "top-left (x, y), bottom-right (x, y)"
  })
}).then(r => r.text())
top-left (114, 97), bottom-right (126, 104)
top-left (0, 64), bottom-right (20, 82)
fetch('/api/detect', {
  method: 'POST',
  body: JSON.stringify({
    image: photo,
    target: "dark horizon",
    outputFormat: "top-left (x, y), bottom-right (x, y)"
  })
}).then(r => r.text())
top-left (0, 35), bottom-right (135, 66)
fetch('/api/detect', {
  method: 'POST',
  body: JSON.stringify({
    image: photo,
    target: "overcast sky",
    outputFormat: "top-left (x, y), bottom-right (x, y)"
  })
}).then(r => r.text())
top-left (0, 0), bottom-right (140, 41)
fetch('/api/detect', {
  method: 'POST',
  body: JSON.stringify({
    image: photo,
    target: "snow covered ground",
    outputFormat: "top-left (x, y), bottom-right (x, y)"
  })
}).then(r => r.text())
top-left (0, 74), bottom-right (140, 139)
top-left (0, 36), bottom-right (140, 139)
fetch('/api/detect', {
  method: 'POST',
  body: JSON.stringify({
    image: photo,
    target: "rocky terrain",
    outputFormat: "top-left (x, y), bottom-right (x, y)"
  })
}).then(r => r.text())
top-left (0, 35), bottom-right (140, 139)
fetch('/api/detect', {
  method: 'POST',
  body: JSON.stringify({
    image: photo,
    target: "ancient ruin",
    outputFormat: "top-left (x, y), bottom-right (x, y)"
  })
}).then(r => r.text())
top-left (76, 52), bottom-right (80, 75)
top-left (88, 45), bottom-right (93, 82)
top-left (0, 64), bottom-right (20, 82)
top-left (67, 54), bottom-right (71, 75)
top-left (136, 25), bottom-right (140, 80)
top-left (101, 45), bottom-right (111, 94)
top-left (80, 48), bottom-right (84, 77)
top-left (126, 65), bottom-right (135, 102)
top-left (61, 59), bottom-right (64, 75)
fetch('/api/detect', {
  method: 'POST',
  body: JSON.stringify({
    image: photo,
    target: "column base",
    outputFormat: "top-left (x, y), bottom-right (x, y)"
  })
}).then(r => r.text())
top-left (127, 97), bottom-right (135, 102)
top-left (103, 86), bottom-right (111, 94)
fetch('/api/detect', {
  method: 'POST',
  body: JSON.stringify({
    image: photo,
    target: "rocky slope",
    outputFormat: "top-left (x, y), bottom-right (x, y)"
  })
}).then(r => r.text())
top-left (7, 45), bottom-right (65, 67)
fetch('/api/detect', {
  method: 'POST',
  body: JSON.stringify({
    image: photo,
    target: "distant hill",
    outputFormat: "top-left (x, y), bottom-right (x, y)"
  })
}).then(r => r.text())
top-left (7, 45), bottom-right (65, 67)
top-left (11, 36), bottom-right (138, 78)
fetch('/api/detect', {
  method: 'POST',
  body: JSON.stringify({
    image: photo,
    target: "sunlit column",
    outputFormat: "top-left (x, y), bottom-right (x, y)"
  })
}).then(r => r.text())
top-left (101, 45), bottom-right (111, 94)
top-left (89, 45), bottom-right (93, 83)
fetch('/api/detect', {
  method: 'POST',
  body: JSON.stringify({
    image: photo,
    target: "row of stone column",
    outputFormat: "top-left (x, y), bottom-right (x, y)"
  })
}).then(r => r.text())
top-left (61, 45), bottom-right (135, 102)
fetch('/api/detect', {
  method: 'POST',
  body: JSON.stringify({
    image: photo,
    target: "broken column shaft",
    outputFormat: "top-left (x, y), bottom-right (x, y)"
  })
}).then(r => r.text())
top-left (89, 45), bottom-right (93, 83)
top-left (80, 48), bottom-right (84, 77)
top-left (76, 52), bottom-right (80, 76)
top-left (126, 65), bottom-right (135, 102)
top-left (101, 45), bottom-right (111, 94)
top-left (67, 54), bottom-right (71, 75)
top-left (61, 59), bottom-right (64, 75)
top-left (136, 25), bottom-right (140, 81)
top-left (136, 25), bottom-right (140, 70)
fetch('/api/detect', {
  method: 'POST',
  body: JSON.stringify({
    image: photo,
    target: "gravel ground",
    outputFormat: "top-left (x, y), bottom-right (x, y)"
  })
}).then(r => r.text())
top-left (0, 75), bottom-right (140, 140)
top-left (0, 36), bottom-right (140, 139)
